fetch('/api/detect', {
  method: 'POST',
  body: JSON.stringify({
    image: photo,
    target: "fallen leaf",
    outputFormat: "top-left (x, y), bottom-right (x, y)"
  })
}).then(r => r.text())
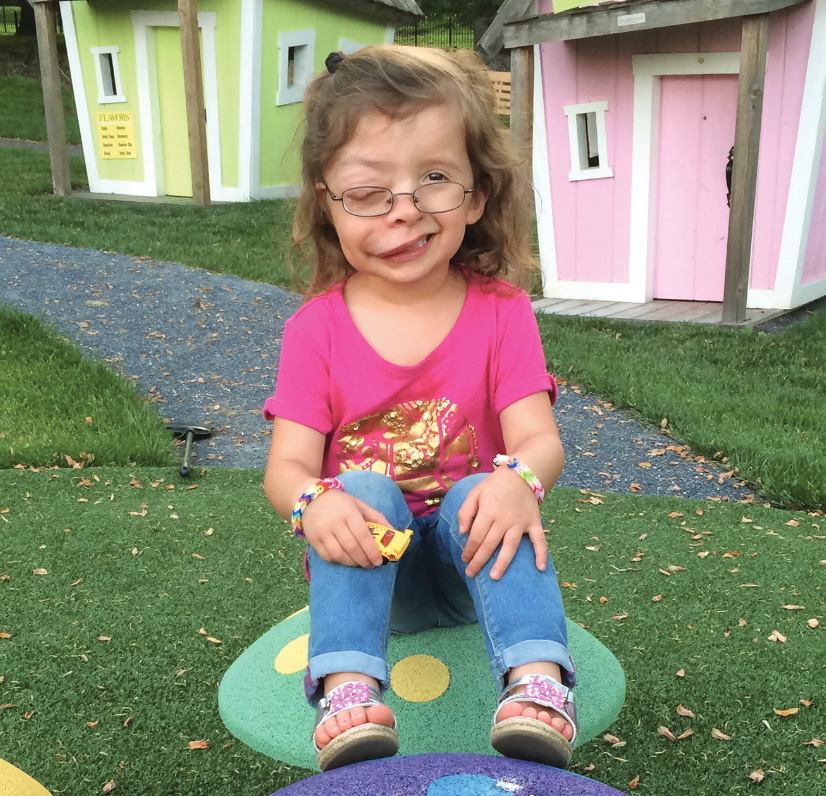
top-left (122, 717), bottom-right (133, 728)
top-left (87, 721), bottom-right (98, 728)
top-left (800, 699), bottom-right (814, 707)
top-left (668, 512), bottom-right (684, 519)
top-left (0, 632), bottom-right (10, 639)
top-left (652, 594), bottom-right (662, 602)
top-left (102, 782), bottom-right (115, 793)
top-left (808, 619), bottom-right (820, 628)
top-left (698, 551), bottom-right (710, 558)
top-left (206, 636), bottom-right (222, 644)
top-left (782, 604), bottom-right (805, 610)
top-left (748, 769), bottom-right (765, 783)
top-left (676, 669), bottom-right (686, 678)
top-left (32, 568), bottom-right (48, 576)
top-left (97, 636), bottom-right (111, 642)
top-left (768, 630), bottom-right (787, 643)
top-left (129, 504), bottom-right (148, 517)
top-left (677, 728), bottom-right (694, 740)
top-left (603, 733), bottom-right (622, 745)
top-left (198, 627), bottom-right (207, 635)
top-left (658, 726), bottom-right (677, 742)
top-left (773, 707), bottom-right (799, 717)
top-left (612, 613), bottom-right (629, 621)
top-left (191, 553), bottom-right (206, 560)
top-left (803, 739), bottom-right (824, 747)
top-left (637, 462), bottom-right (652, 469)
top-left (676, 704), bottom-right (695, 718)
top-left (188, 740), bottom-right (209, 749)
top-left (204, 528), bottom-right (214, 537)
top-left (786, 519), bottom-right (800, 527)
top-left (668, 565), bottom-right (687, 572)
top-left (71, 578), bottom-right (84, 586)
top-left (739, 618), bottom-right (747, 627)
top-left (599, 596), bottom-right (609, 604)
top-left (629, 775), bottom-right (640, 789)
top-left (712, 728), bottom-right (732, 741)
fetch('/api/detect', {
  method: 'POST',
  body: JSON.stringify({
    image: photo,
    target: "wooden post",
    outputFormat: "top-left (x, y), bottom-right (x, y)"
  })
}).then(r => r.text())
top-left (721, 13), bottom-right (769, 326)
top-left (510, 45), bottom-right (535, 260)
top-left (178, 0), bottom-right (210, 206)
top-left (30, 0), bottom-right (71, 197)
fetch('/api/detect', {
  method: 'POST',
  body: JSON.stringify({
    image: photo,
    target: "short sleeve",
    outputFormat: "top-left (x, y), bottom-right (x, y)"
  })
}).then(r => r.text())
top-left (262, 313), bottom-right (333, 434)
top-left (493, 293), bottom-right (557, 414)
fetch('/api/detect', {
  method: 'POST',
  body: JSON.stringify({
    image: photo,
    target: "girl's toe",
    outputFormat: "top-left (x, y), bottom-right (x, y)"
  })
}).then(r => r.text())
top-left (324, 717), bottom-right (342, 739)
top-left (522, 707), bottom-right (538, 721)
top-left (315, 725), bottom-right (331, 748)
top-left (349, 707), bottom-right (367, 726)
top-left (536, 709), bottom-right (554, 726)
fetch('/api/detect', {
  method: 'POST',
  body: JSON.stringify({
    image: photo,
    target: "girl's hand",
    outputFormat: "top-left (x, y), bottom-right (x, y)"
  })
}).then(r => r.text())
top-left (301, 489), bottom-right (388, 569)
top-left (457, 466), bottom-right (548, 581)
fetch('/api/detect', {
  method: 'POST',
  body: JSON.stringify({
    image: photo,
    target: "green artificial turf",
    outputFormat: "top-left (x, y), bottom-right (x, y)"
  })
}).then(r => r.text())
top-left (1, 467), bottom-right (823, 795)
top-left (0, 304), bottom-right (176, 469)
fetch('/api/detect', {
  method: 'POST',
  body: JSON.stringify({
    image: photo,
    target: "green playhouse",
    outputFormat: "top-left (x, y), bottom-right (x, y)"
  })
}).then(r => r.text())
top-left (58, 0), bottom-right (421, 201)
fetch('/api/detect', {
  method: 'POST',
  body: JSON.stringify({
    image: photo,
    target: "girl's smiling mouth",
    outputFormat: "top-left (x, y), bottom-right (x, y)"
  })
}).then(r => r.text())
top-left (377, 234), bottom-right (434, 261)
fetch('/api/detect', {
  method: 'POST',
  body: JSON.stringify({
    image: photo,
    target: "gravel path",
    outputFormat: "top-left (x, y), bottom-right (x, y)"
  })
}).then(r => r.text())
top-left (1, 236), bottom-right (758, 502)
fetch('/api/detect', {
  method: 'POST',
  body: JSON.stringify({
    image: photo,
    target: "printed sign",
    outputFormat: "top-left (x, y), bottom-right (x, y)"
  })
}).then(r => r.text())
top-left (97, 111), bottom-right (137, 160)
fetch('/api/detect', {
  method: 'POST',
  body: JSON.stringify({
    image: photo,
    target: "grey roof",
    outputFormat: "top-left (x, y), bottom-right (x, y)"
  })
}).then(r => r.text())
top-left (371, 0), bottom-right (423, 15)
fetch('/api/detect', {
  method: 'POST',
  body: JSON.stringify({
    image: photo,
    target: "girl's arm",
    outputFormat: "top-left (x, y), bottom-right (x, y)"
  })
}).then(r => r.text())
top-left (264, 417), bottom-right (385, 568)
top-left (457, 391), bottom-right (564, 581)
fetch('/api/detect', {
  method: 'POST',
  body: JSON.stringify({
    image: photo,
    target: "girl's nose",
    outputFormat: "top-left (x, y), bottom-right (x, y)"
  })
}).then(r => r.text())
top-left (386, 192), bottom-right (423, 222)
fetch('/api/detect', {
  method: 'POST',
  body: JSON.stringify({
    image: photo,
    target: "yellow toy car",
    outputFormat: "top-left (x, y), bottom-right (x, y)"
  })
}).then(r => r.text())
top-left (366, 522), bottom-right (413, 562)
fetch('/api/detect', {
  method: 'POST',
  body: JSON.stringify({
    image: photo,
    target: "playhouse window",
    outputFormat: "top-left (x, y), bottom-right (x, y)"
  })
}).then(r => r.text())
top-left (563, 101), bottom-right (613, 181)
top-left (91, 46), bottom-right (126, 104)
top-left (277, 30), bottom-right (316, 106)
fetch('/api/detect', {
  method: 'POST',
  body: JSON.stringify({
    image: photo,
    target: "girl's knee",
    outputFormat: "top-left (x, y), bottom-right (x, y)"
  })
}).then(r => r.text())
top-left (440, 472), bottom-right (488, 517)
top-left (337, 470), bottom-right (411, 527)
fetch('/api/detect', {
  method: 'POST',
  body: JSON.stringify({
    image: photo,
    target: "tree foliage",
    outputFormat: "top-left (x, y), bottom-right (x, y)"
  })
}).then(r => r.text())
top-left (416, 0), bottom-right (502, 27)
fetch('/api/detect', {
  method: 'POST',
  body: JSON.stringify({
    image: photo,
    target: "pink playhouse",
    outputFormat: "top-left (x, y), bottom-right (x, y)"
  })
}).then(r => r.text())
top-left (486, 0), bottom-right (826, 322)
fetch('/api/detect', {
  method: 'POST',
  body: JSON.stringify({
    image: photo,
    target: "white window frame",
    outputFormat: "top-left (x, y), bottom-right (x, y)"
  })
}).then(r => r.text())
top-left (338, 38), bottom-right (364, 55)
top-left (277, 29), bottom-right (316, 106)
top-left (563, 100), bottom-right (613, 181)
top-left (90, 45), bottom-right (126, 104)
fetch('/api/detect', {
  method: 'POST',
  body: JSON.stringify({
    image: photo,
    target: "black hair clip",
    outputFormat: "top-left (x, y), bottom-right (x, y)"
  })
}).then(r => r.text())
top-left (325, 52), bottom-right (344, 74)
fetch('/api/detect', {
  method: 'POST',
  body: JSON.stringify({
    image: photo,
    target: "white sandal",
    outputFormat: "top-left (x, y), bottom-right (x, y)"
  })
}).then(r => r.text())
top-left (313, 681), bottom-right (399, 772)
top-left (490, 674), bottom-right (577, 768)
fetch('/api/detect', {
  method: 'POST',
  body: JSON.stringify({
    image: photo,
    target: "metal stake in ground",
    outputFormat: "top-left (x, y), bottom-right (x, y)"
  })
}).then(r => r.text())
top-left (167, 423), bottom-right (212, 477)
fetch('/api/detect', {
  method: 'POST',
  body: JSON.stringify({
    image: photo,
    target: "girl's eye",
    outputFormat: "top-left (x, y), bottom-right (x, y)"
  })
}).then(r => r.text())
top-left (425, 172), bottom-right (448, 183)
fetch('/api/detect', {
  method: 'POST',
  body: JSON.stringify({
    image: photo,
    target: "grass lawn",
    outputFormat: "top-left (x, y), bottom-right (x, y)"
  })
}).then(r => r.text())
top-left (0, 304), bottom-right (175, 469)
top-left (1, 466), bottom-right (823, 795)
top-left (0, 35), bottom-right (81, 144)
top-left (0, 148), bottom-right (295, 286)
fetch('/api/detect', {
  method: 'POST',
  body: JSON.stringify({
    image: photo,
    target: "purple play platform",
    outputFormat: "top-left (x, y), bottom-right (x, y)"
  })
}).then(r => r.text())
top-left (272, 753), bottom-right (626, 795)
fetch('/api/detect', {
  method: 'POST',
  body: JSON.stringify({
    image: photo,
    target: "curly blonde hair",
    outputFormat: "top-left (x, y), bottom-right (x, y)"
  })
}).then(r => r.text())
top-left (291, 44), bottom-right (536, 297)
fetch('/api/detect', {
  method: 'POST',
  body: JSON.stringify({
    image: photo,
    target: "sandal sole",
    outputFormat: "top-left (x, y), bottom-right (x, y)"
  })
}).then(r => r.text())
top-left (317, 724), bottom-right (399, 772)
top-left (491, 717), bottom-right (573, 768)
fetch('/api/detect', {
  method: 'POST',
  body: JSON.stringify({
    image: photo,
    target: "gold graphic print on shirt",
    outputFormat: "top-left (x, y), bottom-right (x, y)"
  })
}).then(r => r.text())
top-left (336, 398), bottom-right (479, 506)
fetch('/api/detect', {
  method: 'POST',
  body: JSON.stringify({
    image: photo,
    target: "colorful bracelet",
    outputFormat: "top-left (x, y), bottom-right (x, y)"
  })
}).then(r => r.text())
top-left (493, 454), bottom-right (546, 503)
top-left (290, 477), bottom-right (345, 538)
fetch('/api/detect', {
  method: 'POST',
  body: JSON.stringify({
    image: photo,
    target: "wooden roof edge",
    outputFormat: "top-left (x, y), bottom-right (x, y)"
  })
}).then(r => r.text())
top-left (477, 0), bottom-right (537, 59)
top-left (503, 0), bottom-right (811, 47)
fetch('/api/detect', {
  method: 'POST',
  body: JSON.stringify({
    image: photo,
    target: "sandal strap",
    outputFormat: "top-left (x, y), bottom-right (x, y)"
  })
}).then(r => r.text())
top-left (313, 681), bottom-right (396, 753)
top-left (494, 674), bottom-right (577, 744)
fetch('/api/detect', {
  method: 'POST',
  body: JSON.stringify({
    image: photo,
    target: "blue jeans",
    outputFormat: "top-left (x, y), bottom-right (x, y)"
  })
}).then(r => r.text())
top-left (305, 471), bottom-right (574, 704)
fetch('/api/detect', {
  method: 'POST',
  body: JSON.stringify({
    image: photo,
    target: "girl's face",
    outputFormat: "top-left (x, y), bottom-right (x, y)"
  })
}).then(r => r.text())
top-left (317, 104), bottom-right (487, 294)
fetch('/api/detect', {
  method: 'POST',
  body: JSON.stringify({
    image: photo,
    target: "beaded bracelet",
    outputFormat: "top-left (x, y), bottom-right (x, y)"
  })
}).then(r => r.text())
top-left (290, 477), bottom-right (345, 538)
top-left (492, 455), bottom-right (546, 503)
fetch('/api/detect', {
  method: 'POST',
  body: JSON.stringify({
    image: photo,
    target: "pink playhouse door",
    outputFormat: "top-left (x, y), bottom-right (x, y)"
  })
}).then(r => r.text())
top-left (653, 74), bottom-right (739, 301)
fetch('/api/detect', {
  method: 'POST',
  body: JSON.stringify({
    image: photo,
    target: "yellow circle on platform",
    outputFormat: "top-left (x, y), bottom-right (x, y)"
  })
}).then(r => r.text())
top-left (0, 758), bottom-right (51, 796)
top-left (390, 654), bottom-right (450, 703)
top-left (274, 634), bottom-right (309, 674)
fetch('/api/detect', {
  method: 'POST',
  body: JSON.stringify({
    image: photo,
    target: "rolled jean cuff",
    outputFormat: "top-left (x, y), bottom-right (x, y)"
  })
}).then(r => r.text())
top-left (306, 651), bottom-right (390, 706)
top-left (495, 640), bottom-right (576, 692)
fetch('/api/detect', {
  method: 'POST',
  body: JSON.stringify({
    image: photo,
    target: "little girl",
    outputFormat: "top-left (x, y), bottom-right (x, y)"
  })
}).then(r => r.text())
top-left (263, 44), bottom-right (576, 772)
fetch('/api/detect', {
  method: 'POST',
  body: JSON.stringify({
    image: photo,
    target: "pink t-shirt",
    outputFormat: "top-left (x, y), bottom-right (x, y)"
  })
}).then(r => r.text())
top-left (263, 275), bottom-right (556, 515)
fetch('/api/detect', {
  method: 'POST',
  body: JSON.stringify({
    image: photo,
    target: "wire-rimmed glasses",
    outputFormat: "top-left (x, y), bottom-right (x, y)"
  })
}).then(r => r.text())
top-left (324, 181), bottom-right (474, 218)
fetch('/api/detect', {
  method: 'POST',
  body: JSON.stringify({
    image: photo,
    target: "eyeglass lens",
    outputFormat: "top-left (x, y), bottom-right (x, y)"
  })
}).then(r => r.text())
top-left (342, 182), bottom-right (467, 217)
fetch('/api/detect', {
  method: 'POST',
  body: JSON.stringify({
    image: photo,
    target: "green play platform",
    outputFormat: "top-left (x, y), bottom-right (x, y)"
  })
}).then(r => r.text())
top-left (219, 608), bottom-right (625, 770)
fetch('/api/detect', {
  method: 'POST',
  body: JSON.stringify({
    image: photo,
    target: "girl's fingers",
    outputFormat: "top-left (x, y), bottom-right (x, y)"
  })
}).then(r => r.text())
top-left (489, 530), bottom-right (520, 580)
top-left (528, 524), bottom-right (548, 572)
top-left (457, 489), bottom-right (480, 535)
top-left (464, 522), bottom-right (504, 578)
